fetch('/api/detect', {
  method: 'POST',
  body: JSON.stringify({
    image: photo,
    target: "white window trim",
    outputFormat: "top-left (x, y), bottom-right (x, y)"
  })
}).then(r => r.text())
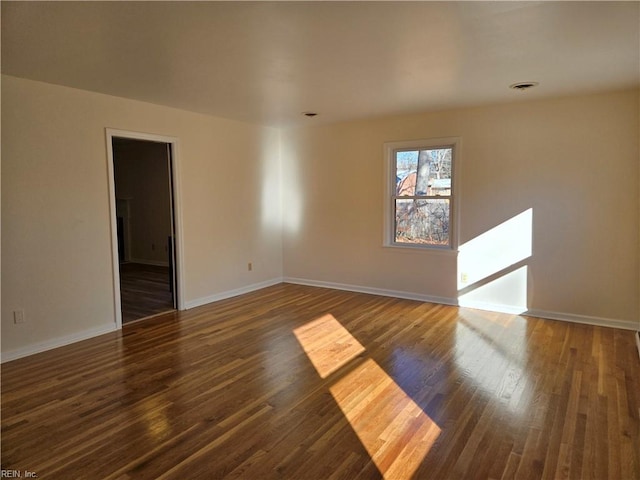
top-left (382, 137), bottom-right (461, 253)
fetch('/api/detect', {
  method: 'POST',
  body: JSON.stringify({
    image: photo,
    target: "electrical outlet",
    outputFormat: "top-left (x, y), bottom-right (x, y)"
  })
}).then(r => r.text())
top-left (460, 273), bottom-right (469, 284)
top-left (248, 262), bottom-right (253, 271)
top-left (13, 310), bottom-right (25, 324)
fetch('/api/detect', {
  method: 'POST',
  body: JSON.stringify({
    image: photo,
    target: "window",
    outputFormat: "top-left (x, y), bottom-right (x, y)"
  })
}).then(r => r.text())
top-left (384, 138), bottom-right (459, 250)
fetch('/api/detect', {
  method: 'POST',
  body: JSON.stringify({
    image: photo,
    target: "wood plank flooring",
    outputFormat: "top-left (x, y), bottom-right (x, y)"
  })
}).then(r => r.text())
top-left (1, 284), bottom-right (639, 479)
top-left (119, 262), bottom-right (174, 323)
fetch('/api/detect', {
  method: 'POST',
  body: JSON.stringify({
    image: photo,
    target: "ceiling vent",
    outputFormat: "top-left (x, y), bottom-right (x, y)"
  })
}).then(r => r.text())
top-left (509, 82), bottom-right (539, 91)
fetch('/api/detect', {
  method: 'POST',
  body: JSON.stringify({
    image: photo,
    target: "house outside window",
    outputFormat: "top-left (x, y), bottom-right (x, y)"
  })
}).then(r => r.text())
top-left (383, 137), bottom-right (460, 250)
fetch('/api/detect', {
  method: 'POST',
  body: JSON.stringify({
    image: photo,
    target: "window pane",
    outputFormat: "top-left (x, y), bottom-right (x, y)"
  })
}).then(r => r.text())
top-left (422, 148), bottom-right (452, 196)
top-left (395, 151), bottom-right (418, 196)
top-left (395, 198), bottom-right (450, 246)
top-left (396, 148), bottom-right (452, 197)
top-left (424, 148), bottom-right (452, 180)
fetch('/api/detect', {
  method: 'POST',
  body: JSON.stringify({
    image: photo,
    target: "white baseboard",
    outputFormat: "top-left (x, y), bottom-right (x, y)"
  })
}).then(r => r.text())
top-left (283, 277), bottom-right (458, 306)
top-left (4, 279), bottom-right (636, 363)
top-left (2, 278), bottom-right (283, 363)
top-left (284, 276), bottom-right (638, 331)
top-left (1, 323), bottom-right (118, 363)
top-left (185, 277), bottom-right (284, 310)
top-left (525, 309), bottom-right (638, 331)
top-left (128, 258), bottom-right (170, 267)
top-left (459, 299), bottom-right (528, 316)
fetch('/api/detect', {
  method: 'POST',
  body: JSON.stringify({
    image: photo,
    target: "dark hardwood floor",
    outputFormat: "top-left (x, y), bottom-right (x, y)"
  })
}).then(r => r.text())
top-left (119, 262), bottom-right (174, 323)
top-left (1, 284), bottom-right (638, 479)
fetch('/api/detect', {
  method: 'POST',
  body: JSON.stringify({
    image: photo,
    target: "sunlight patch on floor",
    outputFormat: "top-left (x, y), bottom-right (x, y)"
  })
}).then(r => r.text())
top-left (294, 314), bottom-right (441, 479)
top-left (330, 358), bottom-right (441, 479)
top-left (293, 314), bottom-right (365, 378)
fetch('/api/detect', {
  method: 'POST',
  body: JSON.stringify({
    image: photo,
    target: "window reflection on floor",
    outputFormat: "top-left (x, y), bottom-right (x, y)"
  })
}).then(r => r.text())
top-left (455, 312), bottom-right (532, 417)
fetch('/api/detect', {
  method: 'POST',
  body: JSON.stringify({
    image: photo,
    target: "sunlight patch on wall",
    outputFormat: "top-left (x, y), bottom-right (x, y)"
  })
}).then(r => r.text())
top-left (280, 135), bottom-right (303, 235)
top-left (457, 209), bottom-right (533, 314)
top-left (260, 130), bottom-right (283, 232)
top-left (458, 266), bottom-right (529, 314)
top-left (294, 314), bottom-right (441, 479)
top-left (458, 208), bottom-right (532, 289)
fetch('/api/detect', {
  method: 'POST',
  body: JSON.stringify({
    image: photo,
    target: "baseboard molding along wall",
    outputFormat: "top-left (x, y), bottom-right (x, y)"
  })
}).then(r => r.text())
top-left (525, 309), bottom-right (638, 332)
top-left (1, 278), bottom-right (284, 363)
top-left (1, 323), bottom-right (118, 363)
top-left (283, 277), bottom-right (639, 332)
top-left (283, 276), bottom-right (458, 307)
top-left (185, 277), bottom-right (284, 310)
top-left (4, 277), bottom-right (637, 363)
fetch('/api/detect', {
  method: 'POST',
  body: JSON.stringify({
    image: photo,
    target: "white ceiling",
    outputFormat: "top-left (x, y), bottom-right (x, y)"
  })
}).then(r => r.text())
top-left (2, 1), bottom-right (638, 127)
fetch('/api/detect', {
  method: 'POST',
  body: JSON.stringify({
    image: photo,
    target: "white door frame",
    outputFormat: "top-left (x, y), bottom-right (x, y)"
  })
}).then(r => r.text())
top-left (105, 128), bottom-right (186, 329)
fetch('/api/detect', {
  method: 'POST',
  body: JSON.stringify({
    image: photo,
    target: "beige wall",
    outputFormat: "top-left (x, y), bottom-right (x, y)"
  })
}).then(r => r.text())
top-left (2, 74), bottom-right (638, 360)
top-left (1, 75), bottom-right (283, 358)
top-left (282, 89), bottom-right (639, 326)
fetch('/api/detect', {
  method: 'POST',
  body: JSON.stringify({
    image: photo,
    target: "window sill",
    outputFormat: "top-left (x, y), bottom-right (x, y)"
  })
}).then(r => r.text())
top-left (382, 243), bottom-right (459, 256)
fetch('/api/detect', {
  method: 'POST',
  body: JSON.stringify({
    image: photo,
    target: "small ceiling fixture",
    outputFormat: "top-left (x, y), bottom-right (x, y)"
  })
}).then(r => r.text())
top-left (509, 81), bottom-right (539, 91)
top-left (302, 112), bottom-right (318, 117)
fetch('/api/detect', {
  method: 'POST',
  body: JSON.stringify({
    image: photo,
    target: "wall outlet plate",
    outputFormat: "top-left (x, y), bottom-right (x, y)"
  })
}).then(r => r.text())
top-left (13, 310), bottom-right (25, 324)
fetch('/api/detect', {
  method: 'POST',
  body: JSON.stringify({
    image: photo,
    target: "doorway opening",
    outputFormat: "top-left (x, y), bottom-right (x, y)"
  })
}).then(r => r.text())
top-left (106, 129), bottom-right (183, 327)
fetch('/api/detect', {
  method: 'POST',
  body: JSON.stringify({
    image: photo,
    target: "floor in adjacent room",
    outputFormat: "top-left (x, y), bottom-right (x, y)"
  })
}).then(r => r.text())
top-left (119, 262), bottom-right (174, 323)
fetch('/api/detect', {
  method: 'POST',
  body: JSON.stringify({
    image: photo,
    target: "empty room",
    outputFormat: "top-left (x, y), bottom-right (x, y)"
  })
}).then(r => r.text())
top-left (1, 2), bottom-right (639, 479)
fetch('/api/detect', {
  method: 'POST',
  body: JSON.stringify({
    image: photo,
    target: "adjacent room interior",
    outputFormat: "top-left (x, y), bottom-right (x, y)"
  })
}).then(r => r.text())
top-left (112, 137), bottom-right (177, 323)
top-left (1, 2), bottom-right (639, 479)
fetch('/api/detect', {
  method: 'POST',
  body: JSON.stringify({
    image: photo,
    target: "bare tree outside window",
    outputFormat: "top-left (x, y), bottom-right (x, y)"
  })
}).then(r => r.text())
top-left (393, 147), bottom-right (453, 246)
